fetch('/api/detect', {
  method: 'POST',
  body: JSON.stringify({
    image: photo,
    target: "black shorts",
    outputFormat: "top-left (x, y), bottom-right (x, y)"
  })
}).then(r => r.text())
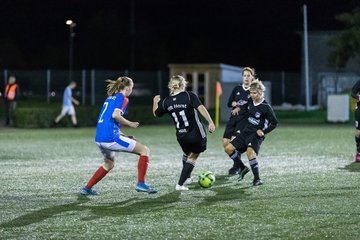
top-left (356, 104), bottom-right (360, 130)
top-left (230, 132), bottom-right (263, 155)
top-left (178, 138), bottom-right (207, 155)
top-left (223, 115), bottom-right (248, 139)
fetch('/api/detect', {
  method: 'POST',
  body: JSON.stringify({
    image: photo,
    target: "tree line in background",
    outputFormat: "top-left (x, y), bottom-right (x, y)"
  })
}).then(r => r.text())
top-left (328, 7), bottom-right (360, 71)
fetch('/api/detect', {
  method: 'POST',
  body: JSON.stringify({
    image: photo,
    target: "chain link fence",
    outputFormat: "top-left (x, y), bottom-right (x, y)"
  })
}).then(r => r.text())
top-left (1, 69), bottom-right (303, 107)
top-left (1, 69), bottom-right (168, 106)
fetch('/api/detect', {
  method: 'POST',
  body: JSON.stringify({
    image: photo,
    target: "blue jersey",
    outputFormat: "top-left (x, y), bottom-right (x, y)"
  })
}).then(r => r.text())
top-left (95, 93), bottom-right (129, 142)
top-left (63, 86), bottom-right (72, 106)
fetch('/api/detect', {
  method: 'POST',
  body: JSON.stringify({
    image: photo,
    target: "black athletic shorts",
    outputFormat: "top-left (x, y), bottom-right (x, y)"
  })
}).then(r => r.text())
top-left (356, 103), bottom-right (360, 130)
top-left (223, 115), bottom-right (248, 139)
top-left (178, 138), bottom-right (207, 155)
top-left (230, 132), bottom-right (263, 155)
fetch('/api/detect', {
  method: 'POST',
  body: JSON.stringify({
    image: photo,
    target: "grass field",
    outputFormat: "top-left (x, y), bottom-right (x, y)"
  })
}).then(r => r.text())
top-left (1, 124), bottom-right (360, 239)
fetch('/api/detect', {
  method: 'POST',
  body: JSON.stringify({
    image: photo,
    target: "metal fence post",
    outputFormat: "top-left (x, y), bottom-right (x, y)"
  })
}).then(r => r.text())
top-left (281, 71), bottom-right (285, 103)
top-left (91, 69), bottom-right (95, 106)
top-left (157, 70), bottom-right (162, 96)
top-left (47, 69), bottom-right (51, 103)
top-left (82, 69), bottom-right (86, 105)
top-left (4, 69), bottom-right (8, 85)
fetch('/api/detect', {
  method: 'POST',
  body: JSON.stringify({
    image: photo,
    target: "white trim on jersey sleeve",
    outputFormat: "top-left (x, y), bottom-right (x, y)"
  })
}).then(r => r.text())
top-left (115, 107), bottom-right (124, 115)
top-left (194, 109), bottom-right (206, 138)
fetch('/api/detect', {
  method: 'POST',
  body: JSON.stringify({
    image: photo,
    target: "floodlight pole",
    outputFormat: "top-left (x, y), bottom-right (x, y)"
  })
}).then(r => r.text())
top-left (66, 20), bottom-right (76, 82)
top-left (303, 4), bottom-right (310, 111)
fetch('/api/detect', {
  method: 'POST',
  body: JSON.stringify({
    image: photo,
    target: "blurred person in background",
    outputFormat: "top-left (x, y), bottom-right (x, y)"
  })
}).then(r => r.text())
top-left (351, 80), bottom-right (360, 162)
top-left (54, 81), bottom-right (79, 127)
top-left (224, 79), bottom-right (278, 186)
top-left (153, 75), bottom-right (215, 191)
top-left (223, 67), bottom-right (255, 178)
top-left (4, 75), bottom-right (19, 126)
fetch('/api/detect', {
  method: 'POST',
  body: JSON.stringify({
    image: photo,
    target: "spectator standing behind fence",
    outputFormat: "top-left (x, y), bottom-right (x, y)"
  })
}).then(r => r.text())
top-left (54, 81), bottom-right (79, 127)
top-left (4, 75), bottom-right (19, 126)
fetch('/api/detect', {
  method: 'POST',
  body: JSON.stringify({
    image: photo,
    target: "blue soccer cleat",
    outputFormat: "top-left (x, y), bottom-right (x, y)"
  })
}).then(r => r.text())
top-left (80, 187), bottom-right (99, 196)
top-left (136, 182), bottom-right (157, 194)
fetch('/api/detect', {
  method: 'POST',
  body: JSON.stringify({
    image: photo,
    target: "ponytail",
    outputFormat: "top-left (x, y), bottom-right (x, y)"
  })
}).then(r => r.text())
top-left (168, 75), bottom-right (187, 96)
top-left (106, 76), bottom-right (133, 96)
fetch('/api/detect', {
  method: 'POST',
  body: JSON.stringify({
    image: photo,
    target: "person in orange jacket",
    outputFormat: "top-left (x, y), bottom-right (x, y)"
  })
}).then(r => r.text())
top-left (4, 75), bottom-right (19, 126)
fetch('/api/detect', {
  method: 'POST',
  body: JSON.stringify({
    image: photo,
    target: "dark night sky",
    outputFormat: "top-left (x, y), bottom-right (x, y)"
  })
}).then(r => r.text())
top-left (0, 0), bottom-right (359, 71)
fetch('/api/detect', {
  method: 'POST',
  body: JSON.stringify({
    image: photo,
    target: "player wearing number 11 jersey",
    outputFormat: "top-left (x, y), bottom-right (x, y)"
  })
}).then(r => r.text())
top-left (153, 75), bottom-right (215, 191)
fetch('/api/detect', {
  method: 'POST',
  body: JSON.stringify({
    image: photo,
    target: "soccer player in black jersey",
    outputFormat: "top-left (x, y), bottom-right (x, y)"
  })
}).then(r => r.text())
top-left (223, 67), bottom-right (255, 176)
top-left (351, 80), bottom-right (360, 162)
top-left (225, 80), bottom-right (278, 186)
top-left (153, 75), bottom-right (216, 190)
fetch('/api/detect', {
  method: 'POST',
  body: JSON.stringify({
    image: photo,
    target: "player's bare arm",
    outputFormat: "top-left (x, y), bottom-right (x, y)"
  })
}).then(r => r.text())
top-left (71, 96), bottom-right (80, 105)
top-left (231, 107), bottom-right (240, 115)
top-left (112, 109), bottom-right (139, 128)
top-left (256, 129), bottom-right (265, 137)
top-left (197, 105), bottom-right (215, 133)
top-left (152, 95), bottom-right (161, 117)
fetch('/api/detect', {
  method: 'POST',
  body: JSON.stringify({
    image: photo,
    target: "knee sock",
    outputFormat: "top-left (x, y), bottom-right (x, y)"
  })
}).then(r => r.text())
top-left (138, 155), bottom-right (149, 183)
top-left (249, 158), bottom-right (260, 180)
top-left (182, 154), bottom-right (191, 178)
top-left (85, 166), bottom-right (108, 189)
top-left (178, 160), bottom-right (195, 186)
top-left (229, 151), bottom-right (246, 169)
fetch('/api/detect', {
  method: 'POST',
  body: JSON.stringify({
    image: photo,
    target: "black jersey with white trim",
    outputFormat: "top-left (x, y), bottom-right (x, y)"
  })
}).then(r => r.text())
top-left (351, 80), bottom-right (360, 105)
top-left (243, 99), bottom-right (278, 135)
top-left (155, 91), bottom-right (206, 141)
top-left (227, 85), bottom-right (251, 118)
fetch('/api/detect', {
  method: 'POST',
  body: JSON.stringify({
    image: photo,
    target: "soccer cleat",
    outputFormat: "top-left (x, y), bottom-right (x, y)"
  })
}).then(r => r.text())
top-left (228, 166), bottom-right (240, 175)
top-left (355, 152), bottom-right (360, 162)
top-left (184, 177), bottom-right (193, 185)
top-left (238, 166), bottom-right (250, 181)
top-left (80, 187), bottom-right (99, 195)
top-left (253, 179), bottom-right (263, 186)
top-left (175, 184), bottom-right (189, 191)
top-left (136, 182), bottom-right (158, 194)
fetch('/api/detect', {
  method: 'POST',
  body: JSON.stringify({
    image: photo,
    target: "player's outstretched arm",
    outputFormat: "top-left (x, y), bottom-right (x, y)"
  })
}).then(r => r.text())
top-left (197, 105), bottom-right (215, 133)
top-left (152, 95), bottom-right (160, 117)
top-left (112, 109), bottom-right (139, 128)
top-left (72, 97), bottom-right (80, 105)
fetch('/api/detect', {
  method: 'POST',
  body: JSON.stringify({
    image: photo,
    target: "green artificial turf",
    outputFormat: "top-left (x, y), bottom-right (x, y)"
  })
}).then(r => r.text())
top-left (0, 125), bottom-right (359, 239)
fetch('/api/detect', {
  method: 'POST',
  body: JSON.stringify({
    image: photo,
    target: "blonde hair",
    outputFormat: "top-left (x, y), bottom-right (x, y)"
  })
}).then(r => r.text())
top-left (250, 79), bottom-right (266, 97)
top-left (242, 67), bottom-right (256, 78)
top-left (168, 75), bottom-right (188, 95)
top-left (106, 76), bottom-right (133, 96)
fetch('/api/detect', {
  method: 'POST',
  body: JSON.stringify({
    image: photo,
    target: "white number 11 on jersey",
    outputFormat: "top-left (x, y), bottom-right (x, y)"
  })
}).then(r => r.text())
top-left (171, 110), bottom-right (189, 129)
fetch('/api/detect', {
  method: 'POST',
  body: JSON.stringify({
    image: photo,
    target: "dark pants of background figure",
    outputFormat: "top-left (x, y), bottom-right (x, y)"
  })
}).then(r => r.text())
top-left (5, 101), bottom-right (17, 126)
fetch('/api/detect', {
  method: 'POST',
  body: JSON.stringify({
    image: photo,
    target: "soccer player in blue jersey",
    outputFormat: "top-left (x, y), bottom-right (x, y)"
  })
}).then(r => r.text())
top-left (224, 79), bottom-right (278, 186)
top-left (351, 80), bottom-right (360, 162)
top-left (80, 76), bottom-right (157, 195)
top-left (153, 75), bottom-right (215, 191)
top-left (223, 67), bottom-right (255, 176)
